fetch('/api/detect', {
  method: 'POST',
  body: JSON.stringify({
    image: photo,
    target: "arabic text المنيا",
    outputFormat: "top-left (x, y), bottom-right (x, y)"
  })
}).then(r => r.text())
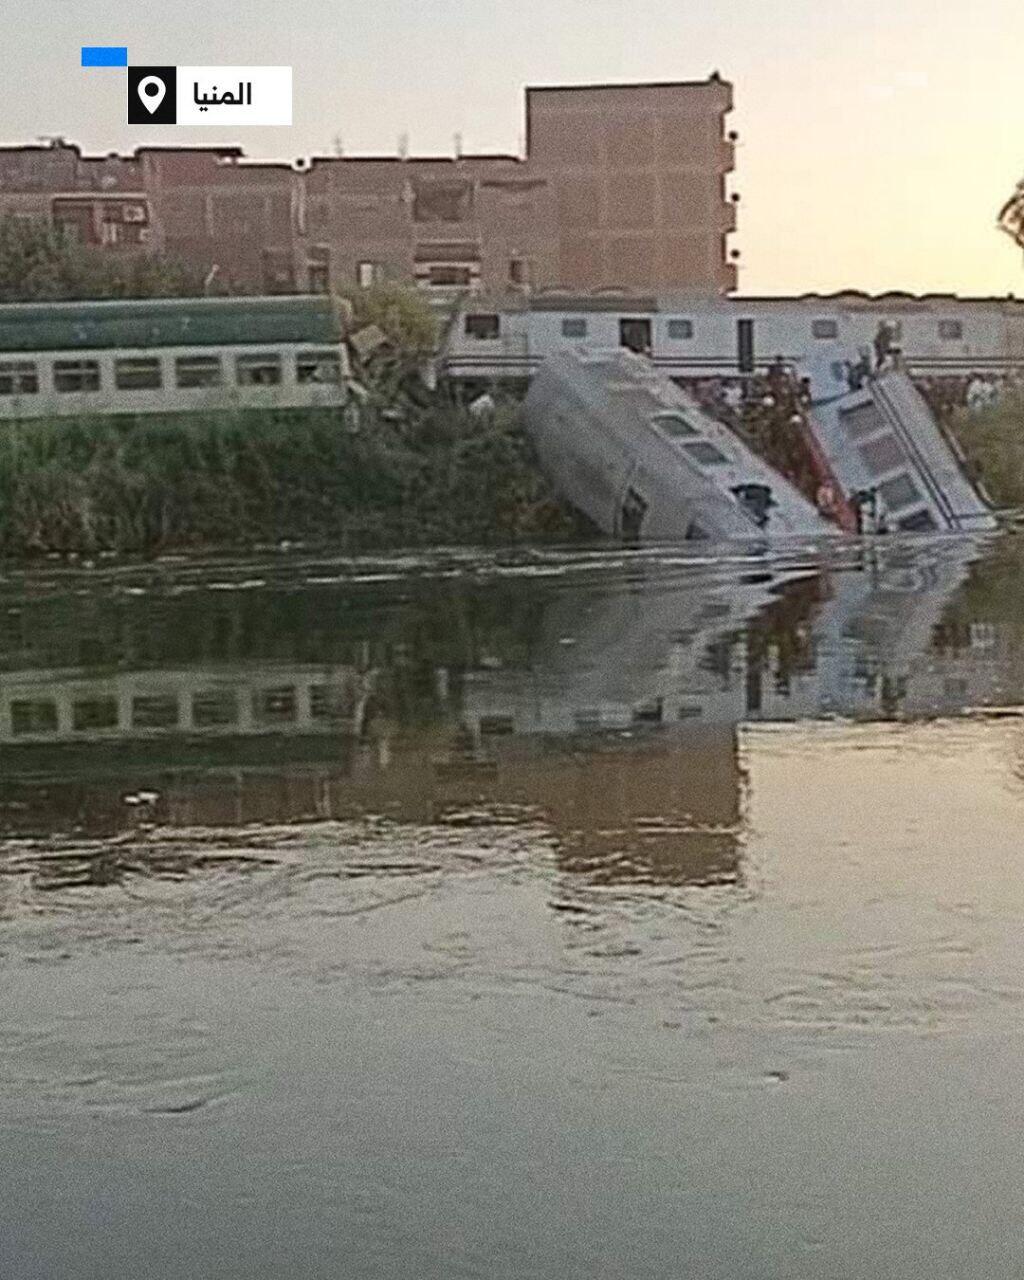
top-left (193, 81), bottom-right (252, 111)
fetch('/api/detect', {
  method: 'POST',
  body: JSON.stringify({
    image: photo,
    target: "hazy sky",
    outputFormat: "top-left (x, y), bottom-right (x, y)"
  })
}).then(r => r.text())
top-left (3, 0), bottom-right (1023, 295)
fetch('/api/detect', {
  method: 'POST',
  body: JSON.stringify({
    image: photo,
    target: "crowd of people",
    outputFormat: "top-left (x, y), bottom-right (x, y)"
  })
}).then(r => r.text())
top-left (688, 358), bottom-right (838, 516)
top-left (917, 371), bottom-right (1023, 420)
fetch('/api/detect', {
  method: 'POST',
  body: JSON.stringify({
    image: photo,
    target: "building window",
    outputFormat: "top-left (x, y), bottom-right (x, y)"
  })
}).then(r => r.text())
top-left (10, 699), bottom-right (58, 735)
top-left (72, 696), bottom-right (118, 731)
top-left (296, 350), bottom-right (342, 384)
top-left (0, 361), bottom-right (38, 395)
top-left (236, 353), bottom-right (282, 387)
top-left (114, 357), bottom-right (162, 390)
top-left (812, 319), bottom-right (839, 339)
top-left (53, 359), bottom-right (100, 393)
top-left (464, 313), bottom-right (500, 340)
top-left (176, 356), bottom-right (222, 389)
top-left (307, 246), bottom-right (331, 294)
top-left (413, 178), bottom-right (474, 223)
top-left (561, 317), bottom-right (588, 339)
top-left (425, 265), bottom-right (472, 288)
top-left (667, 318), bottom-right (694, 340)
top-left (357, 261), bottom-right (382, 289)
top-left (131, 694), bottom-right (180, 729)
top-left (509, 257), bottom-right (528, 286)
top-left (938, 319), bottom-right (964, 341)
top-left (262, 249), bottom-right (295, 295)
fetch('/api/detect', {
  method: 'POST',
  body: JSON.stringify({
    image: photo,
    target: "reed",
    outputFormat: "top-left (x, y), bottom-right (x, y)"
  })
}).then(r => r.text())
top-left (0, 400), bottom-right (583, 557)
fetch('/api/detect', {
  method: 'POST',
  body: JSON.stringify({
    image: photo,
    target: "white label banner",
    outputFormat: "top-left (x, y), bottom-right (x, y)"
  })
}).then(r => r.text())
top-left (177, 66), bottom-right (292, 126)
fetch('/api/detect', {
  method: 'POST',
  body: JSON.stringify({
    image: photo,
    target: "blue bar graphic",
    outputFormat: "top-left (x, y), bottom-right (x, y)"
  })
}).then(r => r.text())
top-left (80, 46), bottom-right (128, 67)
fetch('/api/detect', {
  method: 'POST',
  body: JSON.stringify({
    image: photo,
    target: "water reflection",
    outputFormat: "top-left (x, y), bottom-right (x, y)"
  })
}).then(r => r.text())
top-left (0, 533), bottom-right (1019, 895)
top-left (8, 538), bottom-right (1024, 1280)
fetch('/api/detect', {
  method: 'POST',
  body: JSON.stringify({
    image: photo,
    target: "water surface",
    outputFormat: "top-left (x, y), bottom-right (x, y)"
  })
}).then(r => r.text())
top-left (4, 533), bottom-right (1024, 1279)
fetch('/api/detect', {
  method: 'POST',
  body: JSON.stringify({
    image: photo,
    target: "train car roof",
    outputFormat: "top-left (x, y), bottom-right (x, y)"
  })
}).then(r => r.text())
top-left (462, 290), bottom-right (1024, 313)
top-left (0, 295), bottom-right (344, 353)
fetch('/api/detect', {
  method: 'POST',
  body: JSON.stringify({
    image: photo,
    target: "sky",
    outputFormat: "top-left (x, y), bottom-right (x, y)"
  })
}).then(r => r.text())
top-left (3, 0), bottom-right (1023, 295)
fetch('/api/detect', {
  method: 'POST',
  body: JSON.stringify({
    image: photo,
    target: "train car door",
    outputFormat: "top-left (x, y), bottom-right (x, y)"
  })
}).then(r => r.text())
top-left (737, 318), bottom-right (755, 374)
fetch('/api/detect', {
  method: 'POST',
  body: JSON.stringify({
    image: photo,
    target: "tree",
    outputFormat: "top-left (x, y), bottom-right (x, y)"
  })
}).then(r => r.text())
top-left (998, 178), bottom-right (1024, 255)
top-left (0, 214), bottom-right (204, 302)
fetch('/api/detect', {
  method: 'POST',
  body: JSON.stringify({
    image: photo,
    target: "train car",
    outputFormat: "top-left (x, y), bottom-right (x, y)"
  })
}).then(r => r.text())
top-left (442, 291), bottom-right (1024, 383)
top-left (0, 295), bottom-right (350, 421)
top-left (522, 346), bottom-right (835, 542)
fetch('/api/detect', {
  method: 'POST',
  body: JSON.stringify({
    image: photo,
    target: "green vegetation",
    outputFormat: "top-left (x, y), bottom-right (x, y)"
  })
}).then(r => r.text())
top-left (946, 392), bottom-right (1024, 510)
top-left (0, 214), bottom-right (203, 302)
top-left (0, 397), bottom-right (584, 558)
top-left (0, 273), bottom-right (582, 557)
top-left (339, 282), bottom-right (439, 364)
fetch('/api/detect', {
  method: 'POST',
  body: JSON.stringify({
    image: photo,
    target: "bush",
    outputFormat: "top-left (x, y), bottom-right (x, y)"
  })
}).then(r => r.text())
top-left (0, 399), bottom-right (585, 558)
top-left (946, 392), bottom-right (1024, 510)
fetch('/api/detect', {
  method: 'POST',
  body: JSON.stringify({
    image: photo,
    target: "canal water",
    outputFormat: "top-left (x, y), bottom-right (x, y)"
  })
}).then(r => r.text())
top-left (3, 532), bottom-right (1024, 1279)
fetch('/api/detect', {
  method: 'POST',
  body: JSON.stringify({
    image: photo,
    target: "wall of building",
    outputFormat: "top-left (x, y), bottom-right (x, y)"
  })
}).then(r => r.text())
top-left (526, 79), bottom-right (736, 293)
top-left (0, 78), bottom-right (736, 297)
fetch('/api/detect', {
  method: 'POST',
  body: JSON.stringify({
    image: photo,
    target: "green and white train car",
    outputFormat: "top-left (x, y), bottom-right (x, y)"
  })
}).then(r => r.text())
top-left (0, 295), bottom-right (350, 420)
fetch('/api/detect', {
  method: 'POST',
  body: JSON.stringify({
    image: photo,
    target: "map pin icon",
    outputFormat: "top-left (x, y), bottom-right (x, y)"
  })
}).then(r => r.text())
top-left (137, 75), bottom-right (166, 115)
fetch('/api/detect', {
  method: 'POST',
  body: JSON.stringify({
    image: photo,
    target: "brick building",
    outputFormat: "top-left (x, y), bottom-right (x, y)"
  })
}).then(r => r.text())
top-left (0, 77), bottom-right (737, 296)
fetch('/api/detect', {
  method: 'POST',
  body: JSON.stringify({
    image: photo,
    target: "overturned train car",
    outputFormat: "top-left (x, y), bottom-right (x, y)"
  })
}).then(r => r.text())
top-left (523, 348), bottom-right (836, 542)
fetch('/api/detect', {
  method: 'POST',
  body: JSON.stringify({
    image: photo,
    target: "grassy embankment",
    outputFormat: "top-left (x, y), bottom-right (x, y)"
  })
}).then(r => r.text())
top-left (945, 392), bottom-right (1024, 512)
top-left (0, 399), bottom-right (584, 557)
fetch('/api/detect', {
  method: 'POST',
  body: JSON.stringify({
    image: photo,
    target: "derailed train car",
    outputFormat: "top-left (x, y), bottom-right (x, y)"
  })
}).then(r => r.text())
top-left (523, 347), bottom-right (995, 543)
top-left (523, 347), bottom-right (835, 542)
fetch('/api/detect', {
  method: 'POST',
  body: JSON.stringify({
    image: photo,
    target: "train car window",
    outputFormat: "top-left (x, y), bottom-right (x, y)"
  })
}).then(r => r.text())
top-left (652, 412), bottom-right (699, 438)
top-left (253, 685), bottom-right (297, 724)
top-left (311, 683), bottom-right (357, 721)
top-left (10, 699), bottom-right (58, 735)
top-left (71, 696), bottom-right (118, 731)
top-left (682, 441), bottom-right (730, 466)
top-left (561, 318), bottom-right (587, 339)
top-left (131, 694), bottom-right (180, 729)
top-left (878, 472), bottom-right (922, 511)
top-left (115, 357), bottom-right (162, 390)
top-left (898, 509), bottom-right (938, 532)
top-left (666, 318), bottom-right (694, 340)
top-left (938, 319), bottom-right (964, 340)
top-left (236, 353), bottom-right (283, 386)
top-left (176, 356), bottom-right (222, 388)
top-left (192, 689), bottom-right (240, 728)
top-left (296, 350), bottom-right (342, 384)
top-left (54, 359), bottom-right (100, 393)
top-left (0, 360), bottom-right (39, 395)
top-left (620, 317), bottom-right (653, 353)
top-left (812, 319), bottom-right (839, 339)
top-left (465, 313), bottom-right (500, 340)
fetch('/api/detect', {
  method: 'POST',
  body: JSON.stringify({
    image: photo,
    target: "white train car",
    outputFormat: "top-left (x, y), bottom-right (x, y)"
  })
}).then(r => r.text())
top-left (442, 292), bottom-right (1024, 383)
top-left (0, 296), bottom-right (350, 421)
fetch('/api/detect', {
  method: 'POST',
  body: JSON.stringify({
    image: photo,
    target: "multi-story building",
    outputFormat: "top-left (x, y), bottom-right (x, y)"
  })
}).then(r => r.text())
top-left (0, 76), bottom-right (737, 296)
